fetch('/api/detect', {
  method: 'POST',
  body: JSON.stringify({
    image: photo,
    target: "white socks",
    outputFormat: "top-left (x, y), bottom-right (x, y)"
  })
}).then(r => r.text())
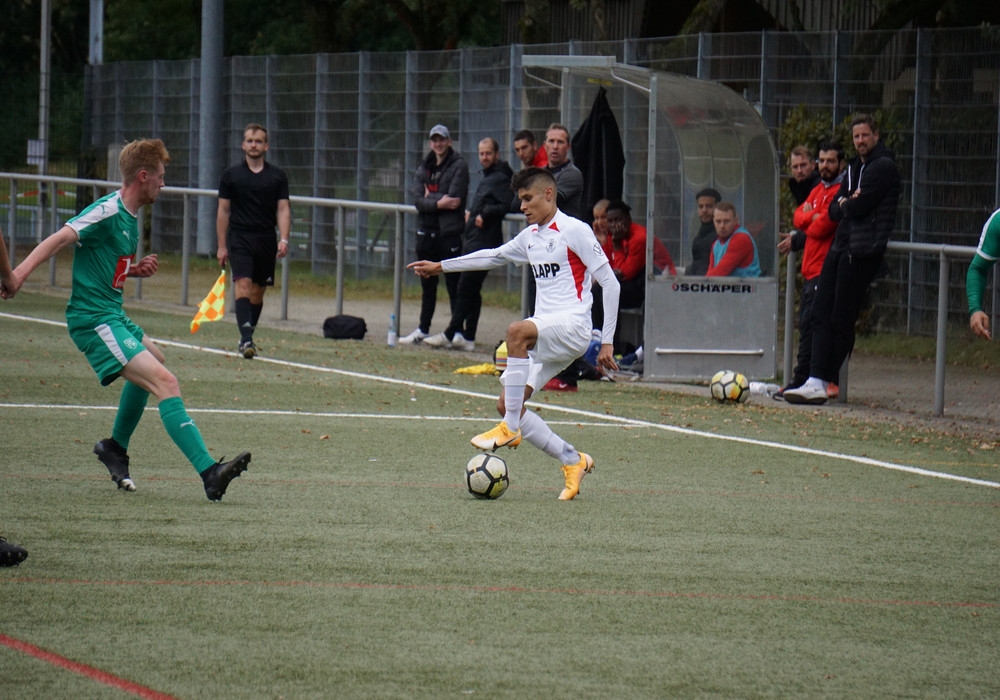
top-left (519, 411), bottom-right (578, 464)
top-left (502, 357), bottom-right (530, 432)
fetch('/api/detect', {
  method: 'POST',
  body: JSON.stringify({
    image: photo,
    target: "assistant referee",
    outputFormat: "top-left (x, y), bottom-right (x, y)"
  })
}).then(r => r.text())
top-left (216, 123), bottom-right (291, 359)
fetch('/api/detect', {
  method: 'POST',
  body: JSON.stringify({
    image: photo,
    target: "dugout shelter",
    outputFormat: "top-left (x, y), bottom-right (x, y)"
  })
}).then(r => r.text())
top-left (520, 56), bottom-right (778, 381)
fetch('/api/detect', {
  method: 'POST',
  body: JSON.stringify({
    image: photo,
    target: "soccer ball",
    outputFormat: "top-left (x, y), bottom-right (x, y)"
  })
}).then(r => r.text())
top-left (465, 453), bottom-right (509, 500)
top-left (710, 369), bottom-right (750, 403)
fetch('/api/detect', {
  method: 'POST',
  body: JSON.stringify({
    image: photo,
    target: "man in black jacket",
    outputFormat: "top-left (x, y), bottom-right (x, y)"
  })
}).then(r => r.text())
top-left (400, 125), bottom-right (470, 344)
top-left (784, 114), bottom-right (900, 405)
top-left (424, 138), bottom-right (513, 350)
top-left (687, 187), bottom-right (721, 276)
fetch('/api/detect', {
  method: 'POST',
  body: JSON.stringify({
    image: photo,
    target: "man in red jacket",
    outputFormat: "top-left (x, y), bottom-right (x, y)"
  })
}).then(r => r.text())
top-left (776, 140), bottom-right (845, 399)
top-left (606, 200), bottom-right (676, 308)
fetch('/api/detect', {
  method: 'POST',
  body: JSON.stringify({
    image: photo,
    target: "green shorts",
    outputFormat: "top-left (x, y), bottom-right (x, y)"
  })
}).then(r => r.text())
top-left (69, 317), bottom-right (147, 386)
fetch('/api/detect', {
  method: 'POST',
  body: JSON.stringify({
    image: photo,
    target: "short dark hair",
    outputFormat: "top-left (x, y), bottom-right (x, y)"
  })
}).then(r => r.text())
top-left (850, 113), bottom-right (878, 133)
top-left (511, 166), bottom-right (555, 193)
top-left (513, 129), bottom-right (536, 144)
top-left (606, 200), bottom-right (631, 217)
top-left (695, 187), bottom-right (721, 202)
top-left (817, 140), bottom-right (845, 161)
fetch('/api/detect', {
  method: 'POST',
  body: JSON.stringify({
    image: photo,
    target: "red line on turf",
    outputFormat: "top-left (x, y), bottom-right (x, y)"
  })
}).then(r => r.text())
top-left (5, 578), bottom-right (996, 609)
top-left (0, 633), bottom-right (179, 700)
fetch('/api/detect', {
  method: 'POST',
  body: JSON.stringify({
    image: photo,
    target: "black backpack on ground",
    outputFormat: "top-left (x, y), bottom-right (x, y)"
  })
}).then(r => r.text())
top-left (323, 315), bottom-right (367, 340)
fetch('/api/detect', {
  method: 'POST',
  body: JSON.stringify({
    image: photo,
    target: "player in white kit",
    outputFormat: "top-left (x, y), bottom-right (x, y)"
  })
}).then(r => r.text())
top-left (408, 167), bottom-right (620, 500)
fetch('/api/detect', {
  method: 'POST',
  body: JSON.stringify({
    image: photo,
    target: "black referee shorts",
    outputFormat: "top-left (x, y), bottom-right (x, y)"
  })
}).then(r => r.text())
top-left (229, 232), bottom-right (278, 287)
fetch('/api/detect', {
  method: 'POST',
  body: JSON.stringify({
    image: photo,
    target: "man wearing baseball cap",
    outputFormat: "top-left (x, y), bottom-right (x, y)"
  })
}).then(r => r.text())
top-left (400, 125), bottom-right (470, 344)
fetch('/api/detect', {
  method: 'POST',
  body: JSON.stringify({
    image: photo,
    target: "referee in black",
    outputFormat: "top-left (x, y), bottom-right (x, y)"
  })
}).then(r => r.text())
top-left (216, 123), bottom-right (291, 358)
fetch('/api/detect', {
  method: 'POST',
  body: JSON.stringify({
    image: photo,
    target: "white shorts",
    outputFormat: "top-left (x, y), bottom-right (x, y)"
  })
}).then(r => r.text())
top-left (501, 312), bottom-right (592, 390)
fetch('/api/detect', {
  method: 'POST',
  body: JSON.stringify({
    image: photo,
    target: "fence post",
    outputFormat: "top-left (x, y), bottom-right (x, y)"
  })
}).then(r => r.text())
top-left (782, 249), bottom-right (796, 385)
top-left (181, 193), bottom-right (190, 306)
top-left (313, 52), bottom-right (330, 277)
top-left (934, 250), bottom-right (949, 416)
top-left (907, 28), bottom-right (933, 335)
top-left (6, 180), bottom-right (15, 262)
top-left (393, 209), bottom-right (404, 337)
top-left (134, 205), bottom-right (144, 299)
top-left (356, 52), bottom-right (370, 279)
top-left (336, 205), bottom-right (345, 316)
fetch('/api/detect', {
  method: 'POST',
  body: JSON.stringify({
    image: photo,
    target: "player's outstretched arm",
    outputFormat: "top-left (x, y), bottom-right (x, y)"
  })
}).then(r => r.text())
top-left (3, 226), bottom-right (78, 299)
top-left (407, 260), bottom-right (443, 278)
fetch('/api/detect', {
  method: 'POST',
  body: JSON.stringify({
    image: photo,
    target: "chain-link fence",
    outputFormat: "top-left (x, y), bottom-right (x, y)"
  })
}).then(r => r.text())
top-left (7, 27), bottom-right (1000, 336)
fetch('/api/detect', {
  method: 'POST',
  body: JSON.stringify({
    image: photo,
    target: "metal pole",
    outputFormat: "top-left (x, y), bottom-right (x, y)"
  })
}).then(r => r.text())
top-left (783, 249), bottom-right (796, 384)
top-left (181, 194), bottom-right (190, 305)
top-left (6, 180), bottom-right (16, 263)
top-left (933, 251), bottom-right (949, 416)
top-left (393, 210), bottom-right (404, 333)
top-left (46, 177), bottom-right (58, 286)
top-left (134, 206), bottom-right (144, 299)
top-left (335, 206), bottom-right (346, 316)
top-left (88, 0), bottom-right (103, 65)
top-left (197, 0), bottom-right (223, 254)
top-left (280, 249), bottom-right (290, 320)
top-left (38, 0), bottom-right (51, 274)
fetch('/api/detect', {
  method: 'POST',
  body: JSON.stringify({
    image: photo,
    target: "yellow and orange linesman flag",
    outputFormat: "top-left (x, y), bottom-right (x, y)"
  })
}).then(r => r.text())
top-left (190, 270), bottom-right (226, 333)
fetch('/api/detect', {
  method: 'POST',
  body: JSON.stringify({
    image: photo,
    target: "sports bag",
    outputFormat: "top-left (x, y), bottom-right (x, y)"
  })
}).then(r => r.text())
top-left (322, 315), bottom-right (367, 340)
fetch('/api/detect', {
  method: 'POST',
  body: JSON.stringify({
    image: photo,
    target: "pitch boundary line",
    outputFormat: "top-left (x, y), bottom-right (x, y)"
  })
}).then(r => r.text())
top-left (0, 402), bottom-right (610, 429)
top-left (0, 632), bottom-right (179, 700)
top-left (3, 311), bottom-right (997, 489)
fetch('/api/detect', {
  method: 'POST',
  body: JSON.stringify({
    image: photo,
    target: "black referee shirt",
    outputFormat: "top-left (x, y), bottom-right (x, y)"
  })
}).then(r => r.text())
top-left (218, 160), bottom-right (290, 235)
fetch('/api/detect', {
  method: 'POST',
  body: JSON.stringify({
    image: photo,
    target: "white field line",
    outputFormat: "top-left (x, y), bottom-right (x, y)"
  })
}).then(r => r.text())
top-left (2, 310), bottom-right (998, 489)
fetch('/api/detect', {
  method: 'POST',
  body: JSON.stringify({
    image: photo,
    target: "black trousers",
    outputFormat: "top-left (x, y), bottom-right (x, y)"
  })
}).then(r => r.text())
top-left (790, 276), bottom-right (819, 387)
top-left (445, 269), bottom-right (489, 341)
top-left (808, 247), bottom-right (883, 383)
top-left (419, 272), bottom-right (460, 333)
top-left (416, 231), bottom-right (461, 333)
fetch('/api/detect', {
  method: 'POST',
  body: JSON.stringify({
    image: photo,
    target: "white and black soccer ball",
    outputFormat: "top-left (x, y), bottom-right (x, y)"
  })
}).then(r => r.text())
top-left (710, 369), bottom-right (750, 404)
top-left (465, 453), bottom-right (509, 500)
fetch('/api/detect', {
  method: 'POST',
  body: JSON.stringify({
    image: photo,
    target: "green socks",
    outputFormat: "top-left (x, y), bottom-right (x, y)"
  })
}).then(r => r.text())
top-left (158, 396), bottom-right (216, 473)
top-left (111, 381), bottom-right (149, 450)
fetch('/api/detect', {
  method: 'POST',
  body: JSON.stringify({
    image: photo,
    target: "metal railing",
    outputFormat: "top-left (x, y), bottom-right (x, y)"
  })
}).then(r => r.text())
top-left (1, 172), bottom-right (530, 328)
top-left (3, 171), bottom-right (987, 417)
top-left (782, 241), bottom-right (980, 417)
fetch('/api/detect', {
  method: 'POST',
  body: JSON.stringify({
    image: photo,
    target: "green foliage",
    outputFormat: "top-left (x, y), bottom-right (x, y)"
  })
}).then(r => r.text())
top-left (777, 105), bottom-right (909, 226)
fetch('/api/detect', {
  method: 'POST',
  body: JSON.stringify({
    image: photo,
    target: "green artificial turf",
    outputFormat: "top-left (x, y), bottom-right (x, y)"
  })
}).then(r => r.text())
top-left (1, 294), bottom-right (998, 699)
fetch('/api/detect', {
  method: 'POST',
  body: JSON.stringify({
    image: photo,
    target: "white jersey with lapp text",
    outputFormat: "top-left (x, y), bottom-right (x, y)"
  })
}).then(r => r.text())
top-left (441, 209), bottom-right (611, 321)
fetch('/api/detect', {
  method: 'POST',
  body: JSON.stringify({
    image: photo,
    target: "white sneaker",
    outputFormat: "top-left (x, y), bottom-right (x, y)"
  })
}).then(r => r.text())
top-left (451, 332), bottom-right (475, 351)
top-left (398, 328), bottom-right (428, 345)
top-left (422, 332), bottom-right (450, 348)
top-left (782, 384), bottom-right (828, 405)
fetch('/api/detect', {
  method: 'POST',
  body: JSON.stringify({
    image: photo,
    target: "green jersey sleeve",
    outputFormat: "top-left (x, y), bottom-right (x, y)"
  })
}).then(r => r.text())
top-left (967, 208), bottom-right (1000, 316)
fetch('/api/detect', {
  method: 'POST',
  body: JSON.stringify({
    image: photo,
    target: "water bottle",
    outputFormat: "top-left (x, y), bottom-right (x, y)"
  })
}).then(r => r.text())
top-left (387, 313), bottom-right (397, 347)
top-left (749, 381), bottom-right (780, 397)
